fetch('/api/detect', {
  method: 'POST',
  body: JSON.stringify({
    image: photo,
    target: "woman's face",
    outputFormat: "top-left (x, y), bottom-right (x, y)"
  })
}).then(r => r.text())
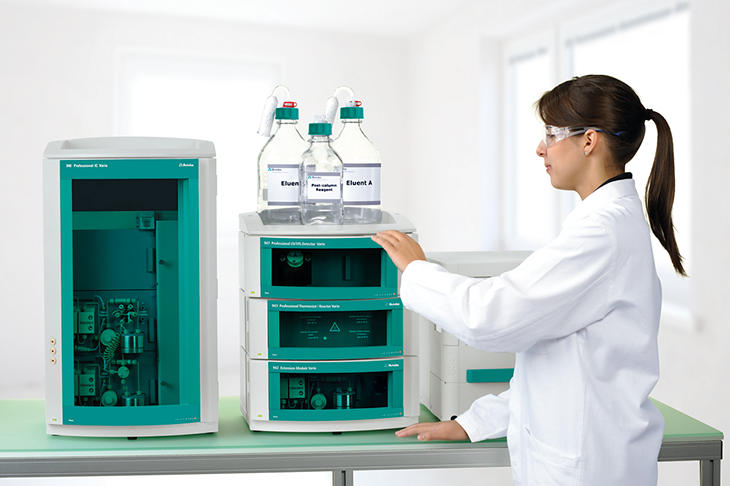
top-left (536, 134), bottom-right (587, 191)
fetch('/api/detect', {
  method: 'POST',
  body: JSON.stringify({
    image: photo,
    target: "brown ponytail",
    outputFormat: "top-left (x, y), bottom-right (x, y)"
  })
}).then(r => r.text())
top-left (644, 109), bottom-right (686, 276)
top-left (537, 75), bottom-right (686, 276)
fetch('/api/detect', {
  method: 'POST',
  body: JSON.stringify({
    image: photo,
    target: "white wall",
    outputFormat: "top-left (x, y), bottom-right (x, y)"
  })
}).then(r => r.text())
top-left (405, 5), bottom-right (497, 252)
top-left (0, 1), bottom-right (411, 398)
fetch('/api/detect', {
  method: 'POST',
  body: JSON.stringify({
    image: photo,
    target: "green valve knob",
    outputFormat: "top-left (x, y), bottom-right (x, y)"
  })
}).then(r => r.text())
top-left (286, 251), bottom-right (304, 268)
top-left (100, 329), bottom-right (116, 346)
top-left (101, 390), bottom-right (118, 406)
top-left (118, 366), bottom-right (130, 379)
top-left (310, 393), bottom-right (327, 410)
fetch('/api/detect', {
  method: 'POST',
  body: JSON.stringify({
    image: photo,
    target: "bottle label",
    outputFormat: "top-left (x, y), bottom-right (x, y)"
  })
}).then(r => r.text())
top-left (343, 164), bottom-right (381, 205)
top-left (306, 172), bottom-right (341, 202)
top-left (267, 164), bottom-right (299, 205)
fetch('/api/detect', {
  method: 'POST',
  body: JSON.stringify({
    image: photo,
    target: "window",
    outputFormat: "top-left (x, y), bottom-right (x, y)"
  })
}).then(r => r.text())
top-left (504, 48), bottom-right (557, 248)
top-left (503, 34), bottom-right (562, 249)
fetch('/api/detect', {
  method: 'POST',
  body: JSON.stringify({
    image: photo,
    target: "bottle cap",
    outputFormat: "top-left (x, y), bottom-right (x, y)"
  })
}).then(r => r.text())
top-left (309, 115), bottom-right (332, 135)
top-left (340, 100), bottom-right (364, 119)
top-left (275, 101), bottom-right (299, 120)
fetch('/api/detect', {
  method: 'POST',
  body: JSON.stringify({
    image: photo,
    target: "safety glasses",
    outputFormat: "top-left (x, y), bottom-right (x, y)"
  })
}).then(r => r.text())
top-left (544, 125), bottom-right (624, 148)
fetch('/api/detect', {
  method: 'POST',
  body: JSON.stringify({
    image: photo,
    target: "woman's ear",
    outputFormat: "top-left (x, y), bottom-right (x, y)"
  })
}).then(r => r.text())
top-left (583, 129), bottom-right (599, 157)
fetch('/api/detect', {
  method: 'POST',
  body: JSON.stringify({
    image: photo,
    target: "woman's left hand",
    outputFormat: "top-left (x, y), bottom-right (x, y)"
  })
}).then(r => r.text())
top-left (371, 230), bottom-right (426, 272)
top-left (395, 420), bottom-right (469, 441)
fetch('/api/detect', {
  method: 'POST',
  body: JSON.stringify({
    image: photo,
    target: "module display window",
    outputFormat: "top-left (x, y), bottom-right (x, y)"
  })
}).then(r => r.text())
top-left (267, 359), bottom-right (405, 422)
top-left (261, 298), bottom-right (404, 360)
top-left (278, 371), bottom-right (389, 411)
top-left (259, 238), bottom-right (399, 299)
top-left (271, 248), bottom-right (382, 287)
top-left (278, 310), bottom-right (387, 348)
top-left (70, 179), bottom-right (182, 409)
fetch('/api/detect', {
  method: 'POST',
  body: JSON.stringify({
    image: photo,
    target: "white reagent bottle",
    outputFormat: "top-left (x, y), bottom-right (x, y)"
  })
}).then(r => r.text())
top-left (299, 116), bottom-right (344, 224)
top-left (331, 100), bottom-right (382, 223)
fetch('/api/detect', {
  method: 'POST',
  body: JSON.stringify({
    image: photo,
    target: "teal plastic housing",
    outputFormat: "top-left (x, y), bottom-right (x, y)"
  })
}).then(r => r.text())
top-left (267, 298), bottom-right (403, 360)
top-left (260, 237), bottom-right (398, 299)
top-left (465, 368), bottom-right (515, 383)
top-left (268, 359), bottom-right (404, 422)
top-left (60, 159), bottom-right (201, 426)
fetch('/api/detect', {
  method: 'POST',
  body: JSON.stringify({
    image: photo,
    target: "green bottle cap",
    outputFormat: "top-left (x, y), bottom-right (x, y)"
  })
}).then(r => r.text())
top-left (275, 107), bottom-right (299, 120)
top-left (309, 122), bottom-right (332, 136)
top-left (340, 106), bottom-right (364, 119)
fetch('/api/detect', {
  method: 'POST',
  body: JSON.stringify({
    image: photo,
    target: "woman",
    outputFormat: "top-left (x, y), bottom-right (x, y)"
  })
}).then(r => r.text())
top-left (372, 74), bottom-right (685, 486)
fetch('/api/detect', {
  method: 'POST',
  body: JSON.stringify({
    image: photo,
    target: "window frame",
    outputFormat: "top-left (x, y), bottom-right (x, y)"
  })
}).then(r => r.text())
top-left (502, 29), bottom-right (562, 250)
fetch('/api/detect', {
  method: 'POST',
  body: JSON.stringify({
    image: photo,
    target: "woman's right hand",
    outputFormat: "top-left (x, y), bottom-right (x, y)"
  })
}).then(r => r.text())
top-left (371, 230), bottom-right (426, 273)
top-left (395, 420), bottom-right (469, 441)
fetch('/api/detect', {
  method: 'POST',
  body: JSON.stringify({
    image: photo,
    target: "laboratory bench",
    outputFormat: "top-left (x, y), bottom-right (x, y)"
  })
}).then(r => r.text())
top-left (0, 397), bottom-right (722, 486)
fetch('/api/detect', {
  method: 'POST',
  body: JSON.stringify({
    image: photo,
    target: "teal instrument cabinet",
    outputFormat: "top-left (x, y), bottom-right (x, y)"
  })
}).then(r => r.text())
top-left (43, 137), bottom-right (218, 437)
top-left (239, 211), bottom-right (420, 432)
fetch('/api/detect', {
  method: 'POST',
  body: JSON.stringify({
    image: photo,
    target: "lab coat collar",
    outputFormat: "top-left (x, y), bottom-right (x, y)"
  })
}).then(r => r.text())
top-left (562, 179), bottom-right (639, 228)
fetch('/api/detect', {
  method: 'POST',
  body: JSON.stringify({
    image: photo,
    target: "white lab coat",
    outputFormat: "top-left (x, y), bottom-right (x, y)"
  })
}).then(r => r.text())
top-left (400, 179), bottom-right (664, 485)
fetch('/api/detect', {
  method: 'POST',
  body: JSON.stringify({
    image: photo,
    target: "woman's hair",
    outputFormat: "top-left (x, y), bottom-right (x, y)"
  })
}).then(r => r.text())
top-left (536, 74), bottom-right (686, 276)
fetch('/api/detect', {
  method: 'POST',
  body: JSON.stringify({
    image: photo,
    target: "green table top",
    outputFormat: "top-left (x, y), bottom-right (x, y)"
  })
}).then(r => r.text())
top-left (651, 398), bottom-right (723, 441)
top-left (0, 397), bottom-right (721, 458)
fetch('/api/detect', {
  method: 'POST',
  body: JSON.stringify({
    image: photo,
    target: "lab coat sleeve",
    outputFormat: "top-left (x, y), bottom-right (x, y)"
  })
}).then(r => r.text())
top-left (400, 217), bottom-right (615, 352)
top-left (455, 389), bottom-right (510, 442)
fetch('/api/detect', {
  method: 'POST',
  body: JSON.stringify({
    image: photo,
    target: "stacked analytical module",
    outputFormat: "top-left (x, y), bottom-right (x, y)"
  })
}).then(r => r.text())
top-left (239, 211), bottom-right (419, 432)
